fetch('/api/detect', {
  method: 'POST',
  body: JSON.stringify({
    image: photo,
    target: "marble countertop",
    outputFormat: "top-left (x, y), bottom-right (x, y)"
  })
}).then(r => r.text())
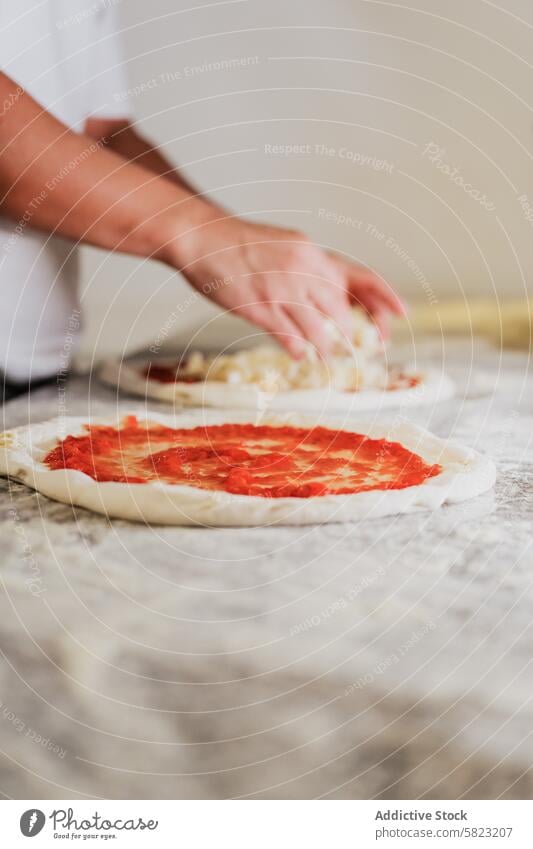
top-left (1, 339), bottom-right (532, 799)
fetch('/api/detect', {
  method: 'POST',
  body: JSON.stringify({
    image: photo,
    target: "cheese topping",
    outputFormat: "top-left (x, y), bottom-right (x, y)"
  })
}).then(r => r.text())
top-left (150, 309), bottom-right (389, 392)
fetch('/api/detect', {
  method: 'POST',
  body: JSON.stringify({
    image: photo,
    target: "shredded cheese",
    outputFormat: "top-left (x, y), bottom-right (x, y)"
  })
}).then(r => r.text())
top-left (178, 309), bottom-right (387, 391)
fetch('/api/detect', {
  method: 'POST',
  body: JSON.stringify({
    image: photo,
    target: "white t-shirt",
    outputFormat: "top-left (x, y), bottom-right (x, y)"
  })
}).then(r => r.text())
top-left (0, 1), bottom-right (131, 381)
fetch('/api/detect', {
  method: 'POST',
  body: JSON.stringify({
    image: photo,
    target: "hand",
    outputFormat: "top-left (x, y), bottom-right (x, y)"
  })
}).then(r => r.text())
top-left (332, 253), bottom-right (407, 339)
top-left (172, 205), bottom-right (406, 358)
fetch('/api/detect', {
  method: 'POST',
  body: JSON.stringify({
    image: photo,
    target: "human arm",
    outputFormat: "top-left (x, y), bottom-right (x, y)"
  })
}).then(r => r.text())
top-left (0, 73), bottom-right (405, 358)
top-left (86, 118), bottom-right (407, 351)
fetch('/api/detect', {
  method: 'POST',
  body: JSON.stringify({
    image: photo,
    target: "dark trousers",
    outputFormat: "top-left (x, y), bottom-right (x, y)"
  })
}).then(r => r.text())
top-left (2, 374), bottom-right (57, 403)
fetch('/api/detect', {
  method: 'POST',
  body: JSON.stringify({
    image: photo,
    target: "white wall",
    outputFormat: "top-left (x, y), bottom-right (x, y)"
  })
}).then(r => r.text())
top-left (81, 0), bottom-right (533, 359)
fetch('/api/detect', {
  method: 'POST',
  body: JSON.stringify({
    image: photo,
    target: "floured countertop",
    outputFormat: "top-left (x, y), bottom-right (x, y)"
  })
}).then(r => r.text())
top-left (0, 338), bottom-right (532, 799)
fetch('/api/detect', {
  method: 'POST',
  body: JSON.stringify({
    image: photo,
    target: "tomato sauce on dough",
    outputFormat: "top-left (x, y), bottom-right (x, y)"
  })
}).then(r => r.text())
top-left (143, 363), bottom-right (421, 392)
top-left (144, 364), bottom-right (200, 383)
top-left (44, 417), bottom-right (441, 498)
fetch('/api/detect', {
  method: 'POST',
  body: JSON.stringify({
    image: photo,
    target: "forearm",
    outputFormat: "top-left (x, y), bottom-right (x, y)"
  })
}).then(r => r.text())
top-left (85, 117), bottom-right (201, 196)
top-left (0, 73), bottom-right (211, 263)
top-left (0, 75), bottom-right (403, 356)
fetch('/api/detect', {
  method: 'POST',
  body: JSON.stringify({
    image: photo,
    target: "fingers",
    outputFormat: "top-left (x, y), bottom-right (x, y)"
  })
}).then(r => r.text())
top-left (350, 290), bottom-right (392, 339)
top-left (237, 303), bottom-right (307, 358)
top-left (362, 277), bottom-right (407, 316)
top-left (264, 305), bottom-right (308, 358)
top-left (293, 258), bottom-right (353, 354)
top-left (284, 302), bottom-right (334, 359)
top-left (229, 245), bottom-right (405, 359)
top-left (286, 301), bottom-right (350, 358)
top-left (312, 280), bottom-right (353, 341)
top-left (244, 266), bottom-right (354, 359)
top-left (367, 306), bottom-right (391, 339)
top-left (340, 259), bottom-right (407, 316)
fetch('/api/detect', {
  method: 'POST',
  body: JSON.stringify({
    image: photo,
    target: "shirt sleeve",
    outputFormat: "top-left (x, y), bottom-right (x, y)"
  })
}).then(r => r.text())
top-left (87, 7), bottom-right (133, 120)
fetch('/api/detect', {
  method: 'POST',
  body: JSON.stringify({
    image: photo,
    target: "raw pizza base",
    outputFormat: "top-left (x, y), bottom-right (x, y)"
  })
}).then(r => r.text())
top-left (99, 359), bottom-right (455, 413)
top-left (0, 411), bottom-right (495, 527)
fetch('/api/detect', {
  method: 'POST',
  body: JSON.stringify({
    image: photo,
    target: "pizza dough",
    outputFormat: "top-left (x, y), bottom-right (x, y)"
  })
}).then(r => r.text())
top-left (100, 308), bottom-right (454, 412)
top-left (0, 411), bottom-right (495, 526)
top-left (100, 356), bottom-right (453, 413)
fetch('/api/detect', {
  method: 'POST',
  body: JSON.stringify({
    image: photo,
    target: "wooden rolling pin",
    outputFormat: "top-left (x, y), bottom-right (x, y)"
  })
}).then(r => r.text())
top-left (394, 298), bottom-right (532, 349)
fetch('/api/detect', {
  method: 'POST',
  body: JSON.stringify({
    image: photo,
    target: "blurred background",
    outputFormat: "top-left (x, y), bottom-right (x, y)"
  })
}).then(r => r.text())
top-left (79, 0), bottom-right (533, 363)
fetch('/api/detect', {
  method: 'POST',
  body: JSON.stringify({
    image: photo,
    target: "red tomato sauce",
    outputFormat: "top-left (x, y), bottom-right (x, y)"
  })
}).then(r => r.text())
top-left (44, 416), bottom-right (441, 498)
top-left (387, 372), bottom-right (421, 391)
top-left (143, 363), bottom-right (422, 393)
top-left (144, 364), bottom-right (200, 384)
